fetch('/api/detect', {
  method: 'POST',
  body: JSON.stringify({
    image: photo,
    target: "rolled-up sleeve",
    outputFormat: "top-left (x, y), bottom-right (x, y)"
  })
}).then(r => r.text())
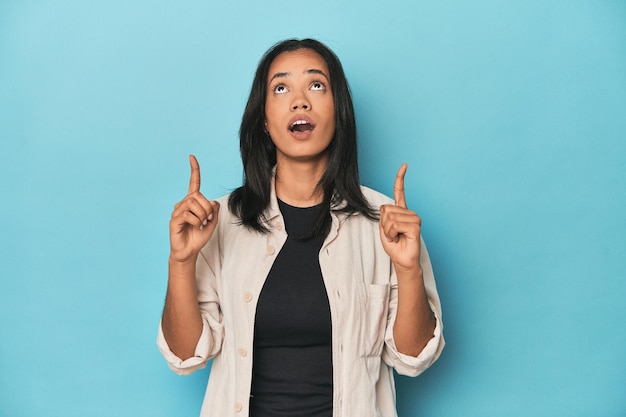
top-left (157, 320), bottom-right (215, 375)
top-left (382, 238), bottom-right (445, 376)
top-left (156, 238), bottom-right (225, 376)
top-left (382, 307), bottom-right (444, 376)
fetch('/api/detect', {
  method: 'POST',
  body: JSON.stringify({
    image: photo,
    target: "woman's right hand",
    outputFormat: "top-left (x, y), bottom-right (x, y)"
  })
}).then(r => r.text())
top-left (169, 155), bottom-right (220, 264)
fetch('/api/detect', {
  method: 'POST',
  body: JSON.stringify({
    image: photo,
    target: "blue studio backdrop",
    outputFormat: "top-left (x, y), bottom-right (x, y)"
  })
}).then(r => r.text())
top-left (1, 1), bottom-right (625, 416)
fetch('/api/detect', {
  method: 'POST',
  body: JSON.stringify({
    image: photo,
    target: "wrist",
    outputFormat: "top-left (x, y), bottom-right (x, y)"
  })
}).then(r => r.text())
top-left (168, 256), bottom-right (198, 277)
top-left (169, 247), bottom-right (199, 264)
top-left (394, 264), bottom-right (423, 281)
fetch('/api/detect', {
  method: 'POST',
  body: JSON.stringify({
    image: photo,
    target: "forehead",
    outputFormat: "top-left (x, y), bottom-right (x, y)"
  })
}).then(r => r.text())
top-left (267, 49), bottom-right (330, 80)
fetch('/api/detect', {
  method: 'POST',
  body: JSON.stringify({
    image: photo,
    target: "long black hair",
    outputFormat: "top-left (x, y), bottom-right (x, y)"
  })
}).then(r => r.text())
top-left (228, 38), bottom-right (377, 238)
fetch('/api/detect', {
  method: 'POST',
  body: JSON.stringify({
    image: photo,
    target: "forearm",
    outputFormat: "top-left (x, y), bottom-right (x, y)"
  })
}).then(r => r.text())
top-left (393, 266), bottom-right (437, 357)
top-left (161, 257), bottom-right (203, 360)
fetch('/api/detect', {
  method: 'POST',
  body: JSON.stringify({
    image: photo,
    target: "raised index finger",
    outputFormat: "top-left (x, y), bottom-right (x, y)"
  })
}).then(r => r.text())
top-left (187, 154), bottom-right (201, 194)
top-left (393, 163), bottom-right (408, 208)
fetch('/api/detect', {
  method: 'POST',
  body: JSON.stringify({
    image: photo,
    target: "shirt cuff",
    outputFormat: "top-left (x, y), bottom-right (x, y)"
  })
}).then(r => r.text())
top-left (383, 305), bottom-right (445, 377)
top-left (156, 320), bottom-right (211, 376)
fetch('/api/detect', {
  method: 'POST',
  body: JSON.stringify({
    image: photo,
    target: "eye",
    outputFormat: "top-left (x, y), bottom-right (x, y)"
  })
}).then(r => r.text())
top-left (310, 81), bottom-right (326, 91)
top-left (273, 84), bottom-right (288, 94)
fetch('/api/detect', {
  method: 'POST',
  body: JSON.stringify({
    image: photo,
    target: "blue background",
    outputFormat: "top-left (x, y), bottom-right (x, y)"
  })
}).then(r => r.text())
top-left (1, 1), bottom-right (625, 416)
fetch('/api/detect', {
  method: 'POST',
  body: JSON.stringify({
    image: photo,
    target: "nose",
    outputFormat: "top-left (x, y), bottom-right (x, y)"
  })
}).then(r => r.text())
top-left (291, 91), bottom-right (310, 111)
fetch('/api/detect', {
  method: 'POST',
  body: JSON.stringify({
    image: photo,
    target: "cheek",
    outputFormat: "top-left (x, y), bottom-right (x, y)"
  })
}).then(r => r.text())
top-left (264, 105), bottom-right (277, 129)
top-left (320, 118), bottom-right (336, 142)
top-left (324, 101), bottom-right (336, 132)
top-left (324, 97), bottom-right (335, 118)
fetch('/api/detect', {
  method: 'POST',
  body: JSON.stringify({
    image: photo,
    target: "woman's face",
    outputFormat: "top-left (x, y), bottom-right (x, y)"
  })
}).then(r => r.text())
top-left (265, 49), bottom-right (335, 166)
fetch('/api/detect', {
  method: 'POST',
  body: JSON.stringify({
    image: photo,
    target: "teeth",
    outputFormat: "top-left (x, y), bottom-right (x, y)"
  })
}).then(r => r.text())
top-left (290, 120), bottom-right (313, 132)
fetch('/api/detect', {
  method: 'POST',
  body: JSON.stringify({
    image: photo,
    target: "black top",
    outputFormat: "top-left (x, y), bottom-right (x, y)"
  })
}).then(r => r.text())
top-left (250, 200), bottom-right (333, 417)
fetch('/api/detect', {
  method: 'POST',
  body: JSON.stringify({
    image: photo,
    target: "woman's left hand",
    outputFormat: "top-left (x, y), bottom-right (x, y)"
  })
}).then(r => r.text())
top-left (379, 164), bottom-right (422, 273)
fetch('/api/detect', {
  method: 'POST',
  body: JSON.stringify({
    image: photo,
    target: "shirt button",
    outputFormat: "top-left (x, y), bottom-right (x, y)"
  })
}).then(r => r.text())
top-left (243, 292), bottom-right (253, 302)
top-left (238, 347), bottom-right (248, 357)
top-left (266, 245), bottom-right (275, 255)
top-left (234, 402), bottom-right (243, 412)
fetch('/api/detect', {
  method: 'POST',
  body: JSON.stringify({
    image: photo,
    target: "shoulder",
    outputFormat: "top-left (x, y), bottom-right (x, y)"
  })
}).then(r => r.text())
top-left (211, 192), bottom-right (239, 226)
top-left (359, 185), bottom-right (393, 207)
top-left (215, 193), bottom-right (232, 206)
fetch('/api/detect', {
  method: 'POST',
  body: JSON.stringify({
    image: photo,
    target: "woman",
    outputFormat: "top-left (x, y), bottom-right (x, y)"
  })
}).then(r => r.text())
top-left (158, 38), bottom-right (444, 417)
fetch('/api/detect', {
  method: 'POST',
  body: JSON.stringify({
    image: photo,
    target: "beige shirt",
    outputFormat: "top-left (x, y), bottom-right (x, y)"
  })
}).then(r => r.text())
top-left (158, 185), bottom-right (444, 417)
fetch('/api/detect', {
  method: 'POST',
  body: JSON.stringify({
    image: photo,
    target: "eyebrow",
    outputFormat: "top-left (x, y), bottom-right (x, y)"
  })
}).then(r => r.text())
top-left (269, 68), bottom-right (330, 82)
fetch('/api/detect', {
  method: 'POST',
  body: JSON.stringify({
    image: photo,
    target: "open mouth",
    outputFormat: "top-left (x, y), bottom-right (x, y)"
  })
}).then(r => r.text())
top-left (289, 120), bottom-right (315, 133)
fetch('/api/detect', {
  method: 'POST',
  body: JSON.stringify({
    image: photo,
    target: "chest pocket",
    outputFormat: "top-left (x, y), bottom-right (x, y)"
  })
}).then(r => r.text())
top-left (358, 283), bottom-right (390, 357)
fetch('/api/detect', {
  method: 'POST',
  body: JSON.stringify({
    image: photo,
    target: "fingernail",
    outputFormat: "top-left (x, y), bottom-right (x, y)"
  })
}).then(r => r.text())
top-left (202, 219), bottom-right (208, 226)
top-left (199, 225), bottom-right (204, 230)
top-left (208, 213), bottom-right (213, 221)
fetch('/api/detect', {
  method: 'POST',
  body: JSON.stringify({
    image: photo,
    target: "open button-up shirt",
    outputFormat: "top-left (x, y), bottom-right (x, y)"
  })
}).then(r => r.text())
top-left (158, 184), bottom-right (444, 417)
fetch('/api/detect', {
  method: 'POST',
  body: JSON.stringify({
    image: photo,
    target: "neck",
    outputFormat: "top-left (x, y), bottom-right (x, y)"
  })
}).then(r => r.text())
top-left (275, 158), bottom-right (327, 207)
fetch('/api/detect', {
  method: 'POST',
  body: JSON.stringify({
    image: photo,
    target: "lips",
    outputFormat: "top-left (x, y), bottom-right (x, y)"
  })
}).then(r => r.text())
top-left (288, 116), bottom-right (315, 133)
